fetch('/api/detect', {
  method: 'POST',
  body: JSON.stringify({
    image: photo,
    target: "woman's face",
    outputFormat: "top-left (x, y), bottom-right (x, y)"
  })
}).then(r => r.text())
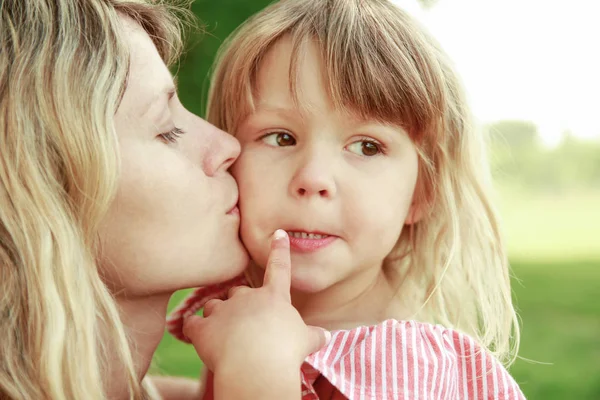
top-left (99, 17), bottom-right (248, 296)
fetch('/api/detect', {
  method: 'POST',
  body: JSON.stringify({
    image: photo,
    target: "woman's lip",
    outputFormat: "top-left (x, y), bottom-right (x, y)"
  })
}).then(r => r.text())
top-left (226, 205), bottom-right (239, 215)
top-left (288, 235), bottom-right (337, 253)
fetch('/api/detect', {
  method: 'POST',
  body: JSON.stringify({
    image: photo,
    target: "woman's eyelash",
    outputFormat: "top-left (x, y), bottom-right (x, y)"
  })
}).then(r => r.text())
top-left (159, 127), bottom-right (185, 143)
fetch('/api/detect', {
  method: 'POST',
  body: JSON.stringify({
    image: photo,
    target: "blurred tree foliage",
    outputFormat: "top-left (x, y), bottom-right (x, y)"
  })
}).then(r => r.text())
top-left (175, 0), bottom-right (273, 117)
top-left (487, 121), bottom-right (600, 191)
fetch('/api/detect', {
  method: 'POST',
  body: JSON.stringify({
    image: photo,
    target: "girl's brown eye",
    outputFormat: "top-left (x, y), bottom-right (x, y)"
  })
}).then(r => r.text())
top-left (276, 133), bottom-right (295, 146)
top-left (361, 141), bottom-right (379, 156)
top-left (262, 132), bottom-right (296, 147)
top-left (347, 140), bottom-right (382, 156)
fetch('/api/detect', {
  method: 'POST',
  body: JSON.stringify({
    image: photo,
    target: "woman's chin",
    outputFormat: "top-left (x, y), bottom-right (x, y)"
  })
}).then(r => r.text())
top-left (203, 245), bottom-right (250, 285)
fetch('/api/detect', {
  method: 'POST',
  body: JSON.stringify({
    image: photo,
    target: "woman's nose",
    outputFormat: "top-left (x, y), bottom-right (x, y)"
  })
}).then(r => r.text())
top-left (290, 152), bottom-right (337, 199)
top-left (201, 119), bottom-right (240, 176)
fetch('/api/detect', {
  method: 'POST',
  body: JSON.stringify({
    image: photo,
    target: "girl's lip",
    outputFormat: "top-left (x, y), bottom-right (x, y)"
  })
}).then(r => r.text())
top-left (287, 234), bottom-right (337, 253)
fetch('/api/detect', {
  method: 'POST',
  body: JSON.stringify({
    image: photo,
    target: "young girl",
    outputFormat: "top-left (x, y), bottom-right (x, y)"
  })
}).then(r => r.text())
top-left (169, 0), bottom-right (525, 398)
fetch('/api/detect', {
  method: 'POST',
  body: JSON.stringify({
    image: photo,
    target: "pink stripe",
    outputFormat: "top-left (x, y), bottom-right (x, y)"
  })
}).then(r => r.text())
top-left (401, 322), bottom-right (408, 397)
top-left (345, 329), bottom-right (361, 396)
top-left (370, 325), bottom-right (377, 399)
top-left (432, 326), bottom-right (446, 400)
top-left (333, 331), bottom-right (350, 391)
top-left (348, 327), bottom-right (361, 398)
top-left (481, 349), bottom-right (488, 399)
top-left (392, 321), bottom-right (398, 398)
top-left (501, 351), bottom-right (509, 399)
top-left (458, 333), bottom-right (468, 398)
top-left (359, 331), bottom-right (366, 400)
top-left (470, 335), bottom-right (478, 400)
top-left (418, 325), bottom-right (429, 400)
top-left (491, 355), bottom-right (499, 398)
top-left (443, 334), bottom-right (456, 398)
top-left (412, 322), bottom-right (418, 399)
top-left (423, 324), bottom-right (439, 399)
top-left (381, 321), bottom-right (388, 396)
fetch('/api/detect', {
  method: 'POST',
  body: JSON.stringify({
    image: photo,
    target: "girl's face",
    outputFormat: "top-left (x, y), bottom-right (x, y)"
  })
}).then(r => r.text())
top-left (233, 37), bottom-right (419, 293)
top-left (99, 17), bottom-right (248, 296)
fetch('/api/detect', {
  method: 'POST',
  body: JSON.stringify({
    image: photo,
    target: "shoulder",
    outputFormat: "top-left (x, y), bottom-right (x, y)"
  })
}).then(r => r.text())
top-left (312, 320), bottom-right (525, 399)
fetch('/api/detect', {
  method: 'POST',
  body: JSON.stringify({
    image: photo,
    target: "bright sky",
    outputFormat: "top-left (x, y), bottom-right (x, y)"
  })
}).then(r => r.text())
top-left (393, 0), bottom-right (600, 146)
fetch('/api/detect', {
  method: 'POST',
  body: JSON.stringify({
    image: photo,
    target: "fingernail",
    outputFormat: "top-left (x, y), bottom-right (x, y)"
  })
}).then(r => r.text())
top-left (324, 329), bottom-right (332, 344)
top-left (273, 229), bottom-right (287, 240)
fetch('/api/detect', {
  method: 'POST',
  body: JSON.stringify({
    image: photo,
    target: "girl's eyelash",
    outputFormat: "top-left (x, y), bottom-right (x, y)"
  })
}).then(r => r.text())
top-left (159, 127), bottom-right (185, 143)
top-left (357, 137), bottom-right (386, 154)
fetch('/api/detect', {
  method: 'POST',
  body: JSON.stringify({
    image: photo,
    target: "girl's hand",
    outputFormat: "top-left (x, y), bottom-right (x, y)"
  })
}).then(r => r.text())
top-left (182, 229), bottom-right (330, 399)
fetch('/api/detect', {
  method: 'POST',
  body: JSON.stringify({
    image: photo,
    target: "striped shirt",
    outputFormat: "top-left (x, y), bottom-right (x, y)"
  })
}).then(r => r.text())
top-left (167, 276), bottom-right (525, 399)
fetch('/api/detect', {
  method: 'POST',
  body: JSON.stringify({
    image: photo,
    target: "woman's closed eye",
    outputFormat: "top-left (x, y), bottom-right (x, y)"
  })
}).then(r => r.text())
top-left (158, 127), bottom-right (185, 143)
top-left (346, 138), bottom-right (384, 157)
top-left (261, 131), bottom-right (296, 147)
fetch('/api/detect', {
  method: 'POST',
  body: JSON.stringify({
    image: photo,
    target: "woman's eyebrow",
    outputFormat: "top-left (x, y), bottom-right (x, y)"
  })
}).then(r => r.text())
top-left (167, 76), bottom-right (179, 100)
top-left (141, 76), bottom-right (178, 116)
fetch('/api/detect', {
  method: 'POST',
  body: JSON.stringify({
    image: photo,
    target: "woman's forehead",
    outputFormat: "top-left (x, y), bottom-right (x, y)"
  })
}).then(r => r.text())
top-left (118, 15), bottom-right (175, 116)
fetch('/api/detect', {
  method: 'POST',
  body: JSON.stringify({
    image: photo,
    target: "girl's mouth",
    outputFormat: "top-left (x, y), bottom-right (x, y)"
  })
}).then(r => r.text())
top-left (285, 230), bottom-right (337, 252)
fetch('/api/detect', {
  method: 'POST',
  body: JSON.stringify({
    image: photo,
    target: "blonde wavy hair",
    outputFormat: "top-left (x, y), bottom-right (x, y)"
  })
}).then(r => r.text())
top-left (207, 0), bottom-right (520, 365)
top-left (0, 0), bottom-right (188, 398)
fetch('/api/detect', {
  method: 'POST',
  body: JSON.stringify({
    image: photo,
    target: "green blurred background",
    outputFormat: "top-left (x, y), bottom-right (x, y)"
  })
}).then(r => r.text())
top-left (153, 1), bottom-right (600, 398)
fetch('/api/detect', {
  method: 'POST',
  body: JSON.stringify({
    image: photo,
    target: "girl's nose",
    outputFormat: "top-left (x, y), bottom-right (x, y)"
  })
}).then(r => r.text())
top-left (289, 152), bottom-right (337, 199)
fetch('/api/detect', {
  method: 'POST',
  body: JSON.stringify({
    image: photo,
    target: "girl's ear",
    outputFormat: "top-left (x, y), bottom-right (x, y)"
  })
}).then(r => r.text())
top-left (405, 179), bottom-right (426, 225)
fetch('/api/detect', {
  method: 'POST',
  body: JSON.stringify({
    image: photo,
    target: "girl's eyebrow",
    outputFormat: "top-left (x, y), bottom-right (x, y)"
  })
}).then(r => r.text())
top-left (254, 104), bottom-right (295, 115)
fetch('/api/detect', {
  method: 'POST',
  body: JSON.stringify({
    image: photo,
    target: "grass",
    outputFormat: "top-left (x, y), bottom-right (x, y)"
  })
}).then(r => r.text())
top-left (497, 188), bottom-right (600, 262)
top-left (509, 260), bottom-right (600, 399)
top-left (153, 191), bottom-right (600, 399)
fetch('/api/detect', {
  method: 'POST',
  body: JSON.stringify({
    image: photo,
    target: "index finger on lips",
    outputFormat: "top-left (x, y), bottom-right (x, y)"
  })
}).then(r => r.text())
top-left (262, 229), bottom-right (292, 301)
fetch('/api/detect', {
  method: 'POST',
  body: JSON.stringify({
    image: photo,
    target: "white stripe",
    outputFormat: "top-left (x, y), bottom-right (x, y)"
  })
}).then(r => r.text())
top-left (341, 354), bottom-right (346, 394)
top-left (392, 321), bottom-right (398, 399)
top-left (492, 357), bottom-right (499, 399)
top-left (423, 324), bottom-right (438, 399)
top-left (482, 349), bottom-right (488, 400)
top-left (444, 334), bottom-right (456, 398)
top-left (401, 323), bottom-right (408, 399)
top-left (349, 327), bottom-right (362, 397)
top-left (459, 333), bottom-right (468, 398)
top-left (512, 374), bottom-right (520, 400)
top-left (350, 332), bottom-right (356, 398)
top-left (434, 326), bottom-right (447, 400)
top-left (381, 321), bottom-right (387, 397)
top-left (412, 323), bottom-right (419, 399)
top-left (419, 325), bottom-right (429, 400)
top-left (470, 336), bottom-right (478, 400)
top-left (321, 331), bottom-right (337, 384)
top-left (371, 326), bottom-right (377, 399)
top-left (501, 353), bottom-right (509, 399)
top-left (334, 331), bottom-right (351, 392)
top-left (360, 330), bottom-right (367, 400)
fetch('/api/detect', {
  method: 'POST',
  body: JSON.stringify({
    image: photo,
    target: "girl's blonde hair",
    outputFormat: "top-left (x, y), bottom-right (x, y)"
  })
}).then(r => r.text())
top-left (0, 1), bottom-right (188, 398)
top-left (207, 0), bottom-right (519, 365)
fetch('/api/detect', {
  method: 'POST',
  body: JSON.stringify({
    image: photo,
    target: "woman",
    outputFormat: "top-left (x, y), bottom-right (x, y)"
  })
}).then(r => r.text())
top-left (0, 1), bottom-right (326, 399)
